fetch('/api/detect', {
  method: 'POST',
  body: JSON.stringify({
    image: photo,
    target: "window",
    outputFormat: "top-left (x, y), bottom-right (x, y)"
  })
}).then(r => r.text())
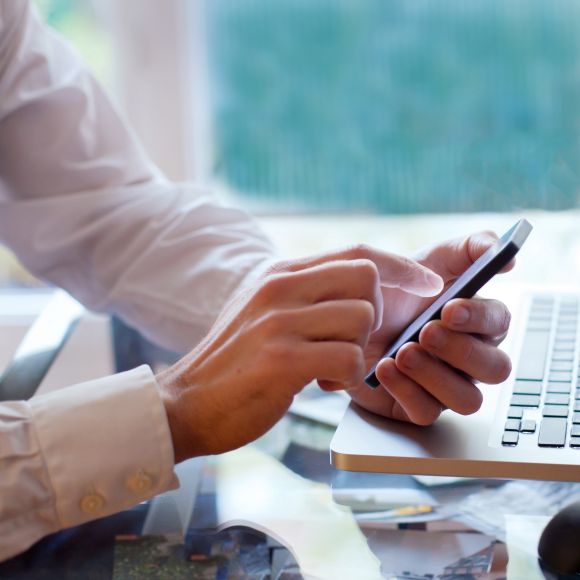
top-left (205, 0), bottom-right (580, 214)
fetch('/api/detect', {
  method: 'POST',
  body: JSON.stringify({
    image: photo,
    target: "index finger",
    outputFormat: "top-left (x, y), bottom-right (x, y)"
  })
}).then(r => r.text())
top-left (272, 244), bottom-right (444, 298)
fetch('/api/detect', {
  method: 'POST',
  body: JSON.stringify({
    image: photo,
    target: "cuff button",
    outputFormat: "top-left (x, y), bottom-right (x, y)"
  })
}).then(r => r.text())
top-left (127, 470), bottom-right (153, 493)
top-left (80, 493), bottom-right (105, 514)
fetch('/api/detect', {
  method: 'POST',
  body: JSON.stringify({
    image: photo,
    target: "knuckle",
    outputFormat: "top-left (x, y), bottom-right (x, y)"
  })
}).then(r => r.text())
top-left (354, 300), bottom-right (375, 331)
top-left (458, 387), bottom-right (483, 415)
top-left (339, 344), bottom-right (364, 379)
top-left (256, 309), bottom-right (287, 337)
top-left (491, 352), bottom-right (512, 384)
top-left (414, 406), bottom-right (441, 426)
top-left (351, 259), bottom-right (379, 287)
top-left (459, 337), bottom-right (476, 365)
top-left (498, 305), bottom-right (512, 334)
top-left (263, 259), bottom-right (292, 276)
top-left (346, 243), bottom-right (372, 260)
top-left (262, 339), bottom-right (294, 366)
top-left (254, 273), bottom-right (288, 304)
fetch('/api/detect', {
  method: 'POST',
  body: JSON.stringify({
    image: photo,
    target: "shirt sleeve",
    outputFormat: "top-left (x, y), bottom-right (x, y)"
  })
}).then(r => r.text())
top-left (0, 366), bottom-right (179, 562)
top-left (0, 1), bottom-right (278, 356)
top-left (0, 0), bottom-right (276, 561)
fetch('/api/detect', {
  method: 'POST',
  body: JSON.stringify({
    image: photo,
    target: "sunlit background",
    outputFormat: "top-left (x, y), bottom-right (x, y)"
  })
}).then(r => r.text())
top-left (4, 0), bottom-right (580, 287)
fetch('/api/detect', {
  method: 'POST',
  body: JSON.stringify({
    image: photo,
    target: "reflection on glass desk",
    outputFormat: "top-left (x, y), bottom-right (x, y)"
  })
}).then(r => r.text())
top-left (3, 405), bottom-right (573, 579)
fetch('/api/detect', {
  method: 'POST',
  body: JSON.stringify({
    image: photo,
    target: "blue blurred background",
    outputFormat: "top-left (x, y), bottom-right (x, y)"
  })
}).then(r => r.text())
top-left (206, 0), bottom-right (580, 213)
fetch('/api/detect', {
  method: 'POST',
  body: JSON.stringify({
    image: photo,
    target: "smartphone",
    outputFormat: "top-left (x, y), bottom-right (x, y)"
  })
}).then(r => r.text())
top-left (365, 218), bottom-right (533, 388)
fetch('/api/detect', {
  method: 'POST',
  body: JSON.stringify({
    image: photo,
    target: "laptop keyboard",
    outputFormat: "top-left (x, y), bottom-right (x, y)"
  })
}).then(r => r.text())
top-left (502, 294), bottom-right (580, 448)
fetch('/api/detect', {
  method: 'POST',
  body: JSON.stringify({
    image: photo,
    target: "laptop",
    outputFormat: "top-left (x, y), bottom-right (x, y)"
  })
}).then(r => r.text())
top-left (331, 283), bottom-right (580, 482)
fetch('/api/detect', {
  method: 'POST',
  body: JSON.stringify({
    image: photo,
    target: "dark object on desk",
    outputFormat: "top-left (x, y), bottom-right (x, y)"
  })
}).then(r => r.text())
top-left (538, 501), bottom-right (580, 579)
top-left (0, 291), bottom-right (83, 402)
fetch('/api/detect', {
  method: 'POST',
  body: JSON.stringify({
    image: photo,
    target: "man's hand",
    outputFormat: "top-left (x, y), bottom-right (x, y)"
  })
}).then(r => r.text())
top-left (344, 232), bottom-right (513, 425)
top-left (156, 246), bottom-right (443, 463)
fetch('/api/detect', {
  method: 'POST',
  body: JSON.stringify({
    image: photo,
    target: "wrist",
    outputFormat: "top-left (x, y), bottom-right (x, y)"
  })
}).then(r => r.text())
top-left (156, 367), bottom-right (196, 464)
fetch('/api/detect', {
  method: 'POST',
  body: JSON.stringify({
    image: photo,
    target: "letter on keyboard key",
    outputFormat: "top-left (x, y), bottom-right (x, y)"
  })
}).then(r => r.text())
top-left (538, 417), bottom-right (567, 447)
top-left (516, 331), bottom-right (550, 381)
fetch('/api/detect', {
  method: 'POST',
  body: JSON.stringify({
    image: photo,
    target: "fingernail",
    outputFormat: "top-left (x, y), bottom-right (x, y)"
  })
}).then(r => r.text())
top-left (400, 348), bottom-right (420, 370)
top-left (424, 325), bottom-right (445, 350)
top-left (451, 305), bottom-right (470, 326)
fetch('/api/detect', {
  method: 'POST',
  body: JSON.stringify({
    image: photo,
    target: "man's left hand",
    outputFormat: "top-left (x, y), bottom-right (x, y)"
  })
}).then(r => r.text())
top-left (322, 231), bottom-right (513, 425)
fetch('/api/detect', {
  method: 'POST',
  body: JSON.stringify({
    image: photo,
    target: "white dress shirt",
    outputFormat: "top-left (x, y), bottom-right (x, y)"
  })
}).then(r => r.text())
top-left (0, 1), bottom-right (275, 561)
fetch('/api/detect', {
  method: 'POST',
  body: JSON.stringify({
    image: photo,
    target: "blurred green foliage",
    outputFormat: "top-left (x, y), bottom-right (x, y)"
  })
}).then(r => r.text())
top-left (207, 0), bottom-right (580, 213)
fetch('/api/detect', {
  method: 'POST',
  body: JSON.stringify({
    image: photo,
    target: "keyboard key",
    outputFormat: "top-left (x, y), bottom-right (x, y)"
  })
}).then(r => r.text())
top-left (543, 406), bottom-right (569, 417)
top-left (502, 431), bottom-right (519, 446)
top-left (505, 419), bottom-right (521, 431)
top-left (570, 437), bottom-right (580, 448)
top-left (510, 394), bottom-right (541, 407)
top-left (553, 343), bottom-right (575, 352)
top-left (575, 401), bottom-right (580, 412)
top-left (513, 381), bottom-right (542, 395)
top-left (547, 383), bottom-right (571, 394)
top-left (573, 413), bottom-right (580, 424)
top-left (507, 406), bottom-right (524, 419)
top-left (527, 323), bottom-right (551, 332)
top-left (552, 352), bottom-right (575, 362)
top-left (550, 361), bottom-right (574, 372)
top-left (545, 394), bottom-right (570, 406)
top-left (557, 315), bottom-right (578, 323)
top-left (572, 425), bottom-right (580, 437)
top-left (555, 333), bottom-right (577, 341)
top-left (539, 417), bottom-right (567, 447)
top-left (515, 331), bottom-right (550, 381)
top-left (548, 371), bottom-right (573, 382)
top-left (521, 420), bottom-right (536, 433)
top-left (532, 296), bottom-right (554, 305)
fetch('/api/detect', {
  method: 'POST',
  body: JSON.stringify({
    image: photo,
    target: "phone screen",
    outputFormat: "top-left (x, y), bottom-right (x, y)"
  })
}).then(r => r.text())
top-left (365, 219), bottom-right (532, 388)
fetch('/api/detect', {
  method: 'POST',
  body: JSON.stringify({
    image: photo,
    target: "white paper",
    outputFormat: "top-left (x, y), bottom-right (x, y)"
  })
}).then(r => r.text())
top-left (505, 514), bottom-right (551, 580)
top-left (215, 447), bottom-right (383, 580)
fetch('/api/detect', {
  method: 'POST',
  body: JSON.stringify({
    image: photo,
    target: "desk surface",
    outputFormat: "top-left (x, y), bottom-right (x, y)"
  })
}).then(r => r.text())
top-left (0, 408), bottom-right (523, 580)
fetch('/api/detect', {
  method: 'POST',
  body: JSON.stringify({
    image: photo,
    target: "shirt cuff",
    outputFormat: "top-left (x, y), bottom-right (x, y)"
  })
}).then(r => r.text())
top-left (29, 365), bottom-right (179, 528)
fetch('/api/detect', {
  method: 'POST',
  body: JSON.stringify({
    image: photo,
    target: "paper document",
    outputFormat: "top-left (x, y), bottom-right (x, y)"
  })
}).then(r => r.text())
top-left (505, 514), bottom-right (550, 580)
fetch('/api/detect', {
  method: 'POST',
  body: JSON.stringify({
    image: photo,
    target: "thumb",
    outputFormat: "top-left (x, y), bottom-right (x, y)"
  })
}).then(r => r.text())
top-left (415, 230), bottom-right (514, 283)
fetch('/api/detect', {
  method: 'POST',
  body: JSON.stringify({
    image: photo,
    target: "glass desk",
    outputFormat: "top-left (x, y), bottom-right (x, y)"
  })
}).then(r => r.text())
top-left (3, 405), bottom-right (547, 580)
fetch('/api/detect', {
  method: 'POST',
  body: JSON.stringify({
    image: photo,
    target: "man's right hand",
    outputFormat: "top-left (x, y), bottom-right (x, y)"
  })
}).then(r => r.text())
top-left (155, 247), bottom-right (443, 463)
